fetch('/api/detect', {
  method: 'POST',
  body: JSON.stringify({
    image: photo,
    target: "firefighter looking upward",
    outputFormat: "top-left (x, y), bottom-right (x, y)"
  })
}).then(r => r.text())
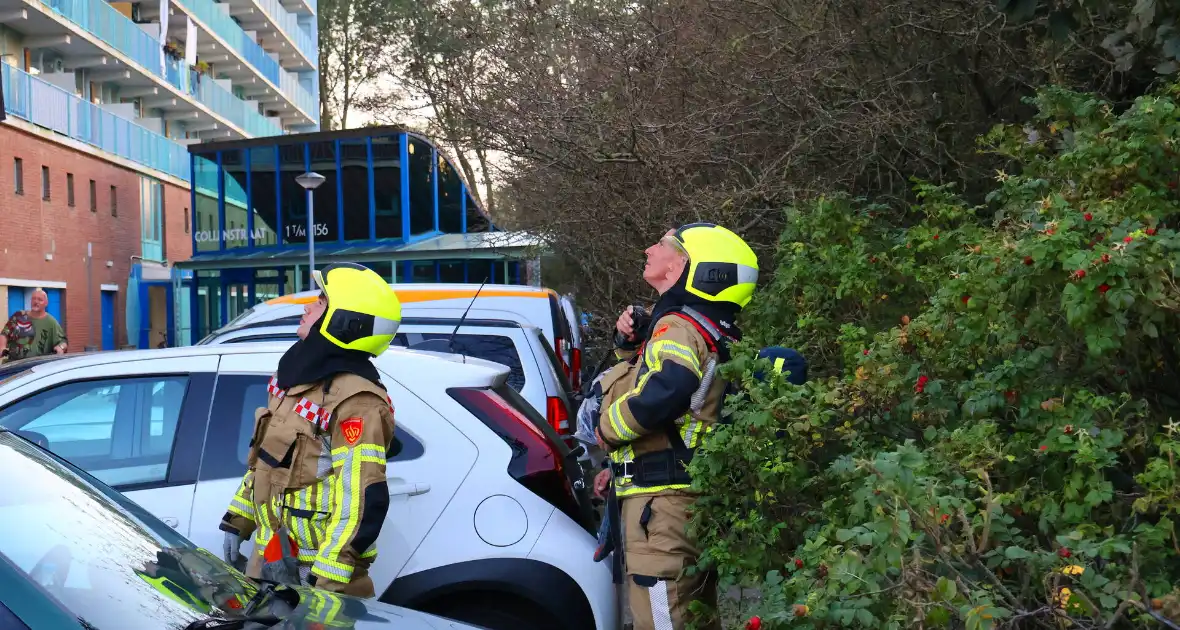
top-left (220, 263), bottom-right (400, 598)
top-left (594, 223), bottom-right (759, 630)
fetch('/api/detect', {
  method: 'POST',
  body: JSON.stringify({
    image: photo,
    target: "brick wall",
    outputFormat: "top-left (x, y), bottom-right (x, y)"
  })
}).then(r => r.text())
top-left (164, 179), bottom-right (193, 263)
top-left (0, 124), bottom-right (192, 350)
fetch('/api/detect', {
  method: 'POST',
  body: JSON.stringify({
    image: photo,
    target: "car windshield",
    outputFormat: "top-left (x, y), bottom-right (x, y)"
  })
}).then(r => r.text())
top-left (0, 431), bottom-right (258, 629)
top-left (0, 355), bottom-right (73, 386)
top-left (222, 305), bottom-right (259, 329)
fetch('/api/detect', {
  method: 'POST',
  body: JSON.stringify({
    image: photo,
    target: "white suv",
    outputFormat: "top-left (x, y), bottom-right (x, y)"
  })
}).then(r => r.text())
top-left (0, 345), bottom-right (617, 630)
top-left (198, 316), bottom-right (578, 436)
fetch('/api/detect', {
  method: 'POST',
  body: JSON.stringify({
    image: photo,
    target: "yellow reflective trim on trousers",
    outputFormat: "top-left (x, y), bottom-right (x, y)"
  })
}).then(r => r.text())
top-left (290, 481), bottom-right (332, 513)
top-left (645, 340), bottom-right (701, 377)
top-left (615, 483), bottom-right (691, 497)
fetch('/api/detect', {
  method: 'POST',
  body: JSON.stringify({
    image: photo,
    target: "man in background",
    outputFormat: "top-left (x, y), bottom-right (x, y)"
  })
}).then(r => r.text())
top-left (0, 289), bottom-right (67, 362)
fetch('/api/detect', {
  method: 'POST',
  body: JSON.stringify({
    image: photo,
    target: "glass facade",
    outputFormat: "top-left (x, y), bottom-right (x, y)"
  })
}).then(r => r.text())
top-left (182, 128), bottom-right (528, 341)
top-left (190, 130), bottom-right (489, 253)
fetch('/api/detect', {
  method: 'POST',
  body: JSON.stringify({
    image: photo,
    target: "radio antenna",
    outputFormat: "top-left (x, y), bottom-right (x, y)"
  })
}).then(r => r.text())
top-left (448, 277), bottom-right (488, 353)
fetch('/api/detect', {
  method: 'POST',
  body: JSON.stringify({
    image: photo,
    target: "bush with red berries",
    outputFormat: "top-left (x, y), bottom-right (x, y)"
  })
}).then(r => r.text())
top-left (687, 82), bottom-right (1180, 628)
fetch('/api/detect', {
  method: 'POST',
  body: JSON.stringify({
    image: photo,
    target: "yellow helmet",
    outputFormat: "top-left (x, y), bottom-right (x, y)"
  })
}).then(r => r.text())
top-left (312, 263), bottom-right (401, 356)
top-left (669, 223), bottom-right (759, 308)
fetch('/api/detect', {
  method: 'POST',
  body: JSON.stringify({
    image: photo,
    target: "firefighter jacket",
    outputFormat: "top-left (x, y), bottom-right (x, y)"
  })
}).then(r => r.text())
top-left (596, 307), bottom-right (729, 499)
top-left (220, 373), bottom-right (395, 588)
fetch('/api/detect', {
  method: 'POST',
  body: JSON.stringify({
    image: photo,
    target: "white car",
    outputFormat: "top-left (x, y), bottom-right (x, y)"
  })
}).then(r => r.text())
top-left (199, 316), bottom-right (578, 436)
top-left (0, 345), bottom-right (617, 630)
top-left (215, 283), bottom-right (585, 389)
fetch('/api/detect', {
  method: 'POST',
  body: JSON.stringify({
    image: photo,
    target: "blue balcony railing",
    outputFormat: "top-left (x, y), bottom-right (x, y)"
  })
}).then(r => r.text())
top-left (181, 0), bottom-right (280, 85)
top-left (278, 69), bottom-right (317, 118)
top-left (254, 0), bottom-right (316, 63)
top-left (40, 0), bottom-right (158, 72)
top-left (183, 0), bottom-right (317, 119)
top-left (164, 59), bottom-right (283, 136)
top-left (34, 0), bottom-right (283, 137)
top-left (1, 63), bottom-right (191, 180)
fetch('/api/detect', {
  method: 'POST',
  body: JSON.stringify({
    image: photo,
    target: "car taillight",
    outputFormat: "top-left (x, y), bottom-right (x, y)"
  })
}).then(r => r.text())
top-left (546, 396), bottom-right (570, 434)
top-left (570, 347), bottom-right (582, 389)
top-left (449, 387), bottom-right (581, 523)
top-left (555, 337), bottom-right (571, 377)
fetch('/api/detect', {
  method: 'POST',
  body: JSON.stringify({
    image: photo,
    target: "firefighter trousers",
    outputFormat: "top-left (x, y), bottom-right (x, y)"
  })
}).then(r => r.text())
top-left (621, 494), bottom-right (720, 630)
top-left (244, 540), bottom-right (376, 598)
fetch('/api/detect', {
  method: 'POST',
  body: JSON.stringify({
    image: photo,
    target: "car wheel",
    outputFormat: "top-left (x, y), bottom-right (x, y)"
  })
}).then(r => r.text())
top-left (423, 591), bottom-right (559, 630)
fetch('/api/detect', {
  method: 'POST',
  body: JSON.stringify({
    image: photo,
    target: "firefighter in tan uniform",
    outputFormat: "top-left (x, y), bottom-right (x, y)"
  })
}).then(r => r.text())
top-left (220, 263), bottom-right (401, 599)
top-left (594, 223), bottom-right (759, 630)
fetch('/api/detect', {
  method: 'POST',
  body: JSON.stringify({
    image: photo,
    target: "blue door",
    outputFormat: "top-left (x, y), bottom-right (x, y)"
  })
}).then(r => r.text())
top-left (7, 288), bottom-right (26, 317)
top-left (101, 291), bottom-right (116, 351)
top-left (44, 288), bottom-right (63, 329)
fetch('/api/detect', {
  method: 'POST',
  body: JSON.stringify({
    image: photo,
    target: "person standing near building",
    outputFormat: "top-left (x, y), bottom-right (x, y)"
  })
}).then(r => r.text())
top-left (220, 263), bottom-right (401, 598)
top-left (0, 289), bottom-right (67, 362)
top-left (594, 223), bottom-right (759, 630)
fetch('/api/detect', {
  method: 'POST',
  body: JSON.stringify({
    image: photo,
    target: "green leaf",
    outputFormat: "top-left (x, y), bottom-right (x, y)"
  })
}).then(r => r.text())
top-left (1144, 321), bottom-right (1159, 338)
top-left (1004, 546), bottom-right (1033, 559)
top-left (836, 528), bottom-right (856, 542)
top-left (935, 576), bottom-right (958, 601)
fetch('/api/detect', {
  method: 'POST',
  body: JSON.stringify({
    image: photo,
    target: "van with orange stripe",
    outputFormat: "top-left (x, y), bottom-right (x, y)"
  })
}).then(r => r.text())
top-left (213, 283), bottom-right (584, 393)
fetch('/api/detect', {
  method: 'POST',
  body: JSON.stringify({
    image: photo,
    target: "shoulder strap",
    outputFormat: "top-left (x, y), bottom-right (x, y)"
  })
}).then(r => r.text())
top-left (662, 307), bottom-right (732, 363)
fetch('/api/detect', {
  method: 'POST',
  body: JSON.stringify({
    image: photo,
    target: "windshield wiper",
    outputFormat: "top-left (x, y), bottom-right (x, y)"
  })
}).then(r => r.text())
top-left (180, 583), bottom-right (297, 630)
top-left (182, 617), bottom-right (279, 630)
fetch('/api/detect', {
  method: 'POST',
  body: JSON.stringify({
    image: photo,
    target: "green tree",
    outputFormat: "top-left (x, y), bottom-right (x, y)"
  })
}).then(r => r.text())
top-left (689, 80), bottom-right (1180, 628)
top-left (317, 0), bottom-right (392, 129)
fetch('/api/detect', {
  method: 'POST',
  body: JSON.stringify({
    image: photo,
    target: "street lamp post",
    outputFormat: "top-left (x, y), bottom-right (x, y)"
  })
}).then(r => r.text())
top-left (295, 172), bottom-right (326, 275)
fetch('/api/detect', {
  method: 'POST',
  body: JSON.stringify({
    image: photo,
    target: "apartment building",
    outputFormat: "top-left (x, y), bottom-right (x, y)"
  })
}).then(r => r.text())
top-left (0, 0), bottom-right (318, 352)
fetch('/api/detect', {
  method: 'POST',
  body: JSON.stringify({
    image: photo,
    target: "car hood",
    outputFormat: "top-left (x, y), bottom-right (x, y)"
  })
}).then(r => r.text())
top-left (264, 586), bottom-right (484, 630)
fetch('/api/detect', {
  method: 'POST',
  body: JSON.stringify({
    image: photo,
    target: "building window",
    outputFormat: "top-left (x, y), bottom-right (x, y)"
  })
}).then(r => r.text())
top-left (139, 177), bottom-right (164, 262)
top-left (89, 179), bottom-right (97, 212)
top-left (184, 207), bottom-right (190, 233)
top-left (193, 154), bottom-right (221, 252)
top-left (67, 173), bottom-right (75, 207)
top-left (13, 158), bottom-right (23, 195)
top-left (41, 166), bottom-right (50, 201)
top-left (110, 185), bottom-right (117, 216)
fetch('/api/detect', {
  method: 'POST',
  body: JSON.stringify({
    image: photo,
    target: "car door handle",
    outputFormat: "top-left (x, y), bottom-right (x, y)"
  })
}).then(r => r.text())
top-left (389, 483), bottom-right (430, 497)
top-left (161, 517), bottom-right (179, 528)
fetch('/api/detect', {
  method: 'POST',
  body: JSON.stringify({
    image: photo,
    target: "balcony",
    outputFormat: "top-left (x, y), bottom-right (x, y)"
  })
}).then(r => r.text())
top-left (277, 0), bottom-right (312, 24)
top-left (6, 0), bottom-right (285, 138)
top-left (1, 62), bottom-right (191, 180)
top-left (230, 0), bottom-right (316, 69)
top-left (162, 0), bottom-right (317, 124)
top-left (164, 57), bottom-right (282, 136)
